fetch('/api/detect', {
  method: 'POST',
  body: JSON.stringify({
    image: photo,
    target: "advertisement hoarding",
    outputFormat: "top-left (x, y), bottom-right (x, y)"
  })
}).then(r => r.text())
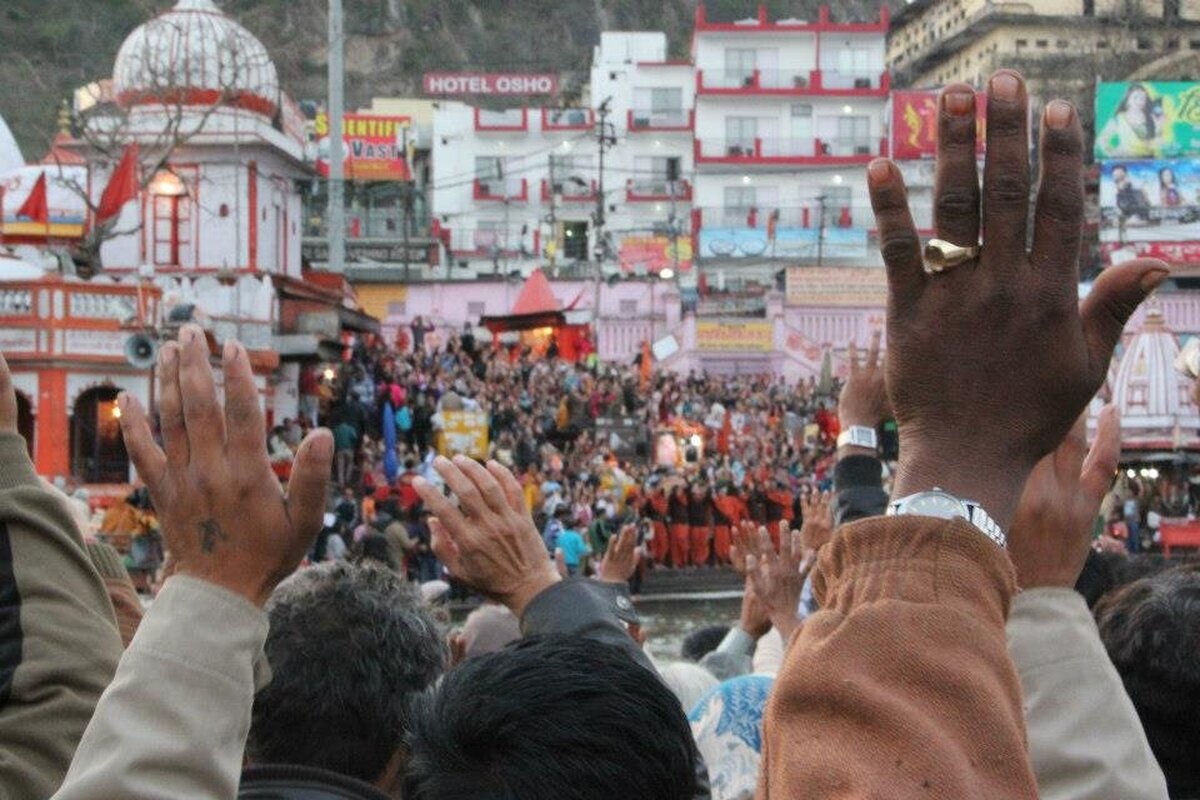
top-left (315, 113), bottom-right (412, 181)
top-left (785, 266), bottom-right (889, 307)
top-left (617, 235), bottom-right (693, 273)
top-left (423, 72), bottom-right (558, 96)
top-left (1095, 82), bottom-right (1200, 159)
top-left (1098, 160), bottom-right (1200, 243)
top-left (437, 410), bottom-right (489, 460)
top-left (695, 321), bottom-right (774, 352)
top-left (891, 90), bottom-right (987, 159)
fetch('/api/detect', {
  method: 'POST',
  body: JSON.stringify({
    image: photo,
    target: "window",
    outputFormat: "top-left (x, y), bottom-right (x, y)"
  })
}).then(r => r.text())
top-left (724, 186), bottom-right (756, 226)
top-left (1137, 38), bottom-right (1152, 50)
top-left (790, 103), bottom-right (813, 148)
top-left (1191, 39), bottom-right (1200, 49)
top-left (820, 186), bottom-right (854, 229)
top-left (1165, 0), bottom-right (1180, 19)
top-left (1097, 39), bottom-right (1110, 48)
top-left (725, 48), bottom-right (757, 85)
top-left (725, 116), bottom-right (757, 154)
top-left (1084, 0), bottom-right (1094, 14)
top-left (633, 156), bottom-right (679, 194)
top-left (549, 154), bottom-right (593, 192)
top-left (1035, 39), bottom-right (1048, 48)
top-left (152, 193), bottom-right (193, 267)
top-left (1016, 39), bottom-right (1027, 47)
top-left (632, 87), bottom-right (685, 126)
top-left (834, 115), bottom-right (872, 155)
top-left (1056, 40), bottom-right (1069, 48)
top-left (619, 299), bottom-right (638, 315)
top-left (561, 221), bottom-right (589, 260)
top-left (1168, 38), bottom-right (1180, 49)
top-left (475, 156), bottom-right (505, 195)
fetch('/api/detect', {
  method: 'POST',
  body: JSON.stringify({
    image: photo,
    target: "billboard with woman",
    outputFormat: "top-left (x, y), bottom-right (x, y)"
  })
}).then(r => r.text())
top-left (1095, 82), bottom-right (1200, 159)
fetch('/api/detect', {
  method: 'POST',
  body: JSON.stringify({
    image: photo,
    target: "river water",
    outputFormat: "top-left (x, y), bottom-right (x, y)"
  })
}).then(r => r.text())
top-left (635, 595), bottom-right (743, 664)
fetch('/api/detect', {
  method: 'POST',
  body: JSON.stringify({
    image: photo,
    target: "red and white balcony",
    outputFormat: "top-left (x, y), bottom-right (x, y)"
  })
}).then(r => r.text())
top-left (627, 108), bottom-right (695, 133)
top-left (626, 179), bottom-right (692, 202)
top-left (694, 136), bottom-right (887, 165)
top-left (540, 178), bottom-right (598, 203)
top-left (695, 68), bottom-right (889, 96)
top-left (474, 107), bottom-right (529, 133)
top-left (693, 4), bottom-right (890, 35)
top-left (473, 178), bottom-right (529, 202)
top-left (542, 107), bottom-right (594, 132)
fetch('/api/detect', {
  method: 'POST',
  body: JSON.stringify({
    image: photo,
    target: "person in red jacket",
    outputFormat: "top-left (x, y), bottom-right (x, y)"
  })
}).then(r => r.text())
top-left (687, 483), bottom-right (714, 568)
top-left (646, 487), bottom-right (670, 566)
top-left (667, 485), bottom-right (690, 568)
top-left (711, 485), bottom-right (744, 565)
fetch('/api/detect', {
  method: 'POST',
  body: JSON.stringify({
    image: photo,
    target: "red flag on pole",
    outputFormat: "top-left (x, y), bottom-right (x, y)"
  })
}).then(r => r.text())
top-left (96, 144), bottom-right (140, 223)
top-left (17, 173), bottom-right (49, 225)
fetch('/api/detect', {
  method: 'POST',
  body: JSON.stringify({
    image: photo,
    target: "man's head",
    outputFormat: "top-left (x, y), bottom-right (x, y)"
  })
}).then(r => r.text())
top-left (1095, 564), bottom-right (1200, 797)
top-left (403, 636), bottom-right (696, 800)
top-left (248, 562), bottom-right (447, 789)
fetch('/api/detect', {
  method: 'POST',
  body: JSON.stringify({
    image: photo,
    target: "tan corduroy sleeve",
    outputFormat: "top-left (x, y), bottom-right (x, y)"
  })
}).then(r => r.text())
top-left (758, 516), bottom-right (1037, 799)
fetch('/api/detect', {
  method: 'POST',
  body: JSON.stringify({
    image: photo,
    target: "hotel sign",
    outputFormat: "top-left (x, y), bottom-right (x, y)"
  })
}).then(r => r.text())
top-left (423, 72), bottom-right (558, 96)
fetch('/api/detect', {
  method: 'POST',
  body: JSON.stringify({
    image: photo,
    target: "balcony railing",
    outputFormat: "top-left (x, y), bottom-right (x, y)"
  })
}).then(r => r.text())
top-left (714, 204), bottom-right (862, 231)
top-left (694, 136), bottom-right (887, 164)
top-left (474, 107), bottom-right (529, 132)
top-left (695, 204), bottom-right (877, 261)
top-left (627, 108), bottom-right (694, 132)
top-left (542, 107), bottom-right (594, 131)
top-left (472, 178), bottom-right (529, 202)
top-left (695, 68), bottom-right (889, 95)
top-left (541, 178), bottom-right (598, 203)
top-left (626, 179), bottom-right (693, 202)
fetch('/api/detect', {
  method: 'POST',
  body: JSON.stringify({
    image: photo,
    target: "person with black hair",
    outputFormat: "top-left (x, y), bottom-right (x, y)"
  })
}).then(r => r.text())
top-left (242, 562), bottom-right (446, 797)
top-left (404, 636), bottom-right (696, 800)
top-left (1096, 565), bottom-right (1200, 799)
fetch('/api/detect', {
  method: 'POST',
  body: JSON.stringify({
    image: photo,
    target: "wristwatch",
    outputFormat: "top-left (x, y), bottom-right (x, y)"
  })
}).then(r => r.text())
top-left (836, 425), bottom-right (878, 451)
top-left (886, 488), bottom-right (1006, 549)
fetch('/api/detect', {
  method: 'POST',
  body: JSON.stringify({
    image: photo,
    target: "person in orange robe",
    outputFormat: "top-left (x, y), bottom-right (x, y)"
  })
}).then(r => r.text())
top-left (667, 486), bottom-right (691, 568)
top-left (688, 484), bottom-right (713, 567)
top-left (647, 487), bottom-right (670, 565)
top-left (711, 486), bottom-right (745, 565)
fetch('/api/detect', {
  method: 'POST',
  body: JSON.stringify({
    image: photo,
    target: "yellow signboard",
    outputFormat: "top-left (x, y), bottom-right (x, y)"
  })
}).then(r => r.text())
top-left (437, 410), bottom-right (490, 460)
top-left (695, 321), bottom-right (774, 352)
top-left (785, 267), bottom-right (888, 308)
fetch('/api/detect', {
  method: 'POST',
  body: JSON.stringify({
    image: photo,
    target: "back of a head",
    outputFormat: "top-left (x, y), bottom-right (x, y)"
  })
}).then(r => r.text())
top-left (248, 562), bottom-right (447, 785)
top-left (404, 635), bottom-right (696, 800)
top-left (1095, 564), bottom-right (1200, 798)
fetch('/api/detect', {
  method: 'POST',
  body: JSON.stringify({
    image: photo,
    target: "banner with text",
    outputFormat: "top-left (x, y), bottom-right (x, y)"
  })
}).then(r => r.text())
top-left (1095, 82), bottom-right (1200, 159)
top-left (618, 235), bottom-right (693, 273)
top-left (437, 410), bottom-right (490, 460)
top-left (695, 321), bottom-right (774, 352)
top-left (315, 113), bottom-right (412, 181)
top-left (891, 90), bottom-right (987, 159)
top-left (423, 72), bottom-right (558, 96)
top-left (785, 266), bottom-right (889, 307)
top-left (1099, 160), bottom-right (1200, 243)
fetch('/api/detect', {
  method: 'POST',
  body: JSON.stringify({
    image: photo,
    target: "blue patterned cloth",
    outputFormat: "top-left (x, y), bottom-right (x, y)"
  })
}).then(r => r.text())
top-left (688, 675), bottom-right (774, 800)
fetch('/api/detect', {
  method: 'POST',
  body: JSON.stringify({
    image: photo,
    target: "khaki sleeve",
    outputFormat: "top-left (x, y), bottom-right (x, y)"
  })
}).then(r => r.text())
top-left (0, 433), bottom-right (123, 800)
top-left (53, 576), bottom-right (270, 800)
top-left (759, 516), bottom-right (1037, 799)
top-left (1007, 587), bottom-right (1168, 800)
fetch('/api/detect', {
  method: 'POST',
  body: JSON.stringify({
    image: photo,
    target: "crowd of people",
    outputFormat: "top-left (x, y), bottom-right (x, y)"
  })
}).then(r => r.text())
top-left (1, 70), bottom-right (1199, 800)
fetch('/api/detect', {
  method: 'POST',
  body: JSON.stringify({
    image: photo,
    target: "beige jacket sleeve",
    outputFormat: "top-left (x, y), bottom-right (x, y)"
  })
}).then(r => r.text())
top-left (52, 576), bottom-right (271, 800)
top-left (759, 516), bottom-right (1038, 799)
top-left (0, 433), bottom-right (122, 800)
top-left (1007, 587), bottom-right (1168, 800)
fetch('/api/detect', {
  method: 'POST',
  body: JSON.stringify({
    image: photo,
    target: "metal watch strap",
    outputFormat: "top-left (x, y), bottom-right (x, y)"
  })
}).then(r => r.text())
top-left (836, 425), bottom-right (878, 450)
top-left (965, 503), bottom-right (1007, 550)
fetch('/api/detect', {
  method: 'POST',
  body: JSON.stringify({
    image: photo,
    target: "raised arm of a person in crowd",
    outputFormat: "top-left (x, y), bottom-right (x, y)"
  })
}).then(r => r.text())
top-left (53, 325), bottom-right (332, 800)
top-left (832, 330), bottom-right (890, 525)
top-left (0, 353), bottom-right (123, 800)
top-left (1007, 406), bottom-right (1168, 800)
top-left (413, 457), bottom-right (712, 799)
top-left (759, 70), bottom-right (1168, 798)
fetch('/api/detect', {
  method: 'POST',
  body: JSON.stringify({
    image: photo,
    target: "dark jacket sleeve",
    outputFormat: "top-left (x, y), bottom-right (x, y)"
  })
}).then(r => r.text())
top-left (832, 454), bottom-right (889, 526)
top-left (521, 579), bottom-right (712, 799)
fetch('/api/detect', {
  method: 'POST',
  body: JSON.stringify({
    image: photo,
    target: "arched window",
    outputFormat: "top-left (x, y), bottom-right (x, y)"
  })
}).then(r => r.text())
top-left (70, 386), bottom-right (129, 484)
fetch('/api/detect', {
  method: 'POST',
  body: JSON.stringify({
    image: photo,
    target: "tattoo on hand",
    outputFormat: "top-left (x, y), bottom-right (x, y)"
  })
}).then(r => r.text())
top-left (198, 518), bottom-right (228, 554)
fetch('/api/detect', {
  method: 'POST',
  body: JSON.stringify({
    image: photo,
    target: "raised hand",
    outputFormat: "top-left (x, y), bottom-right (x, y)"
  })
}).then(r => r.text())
top-left (729, 519), bottom-right (757, 577)
top-left (743, 521), bottom-right (812, 641)
top-left (869, 70), bottom-right (1167, 530)
top-left (597, 524), bottom-right (637, 584)
top-left (118, 325), bottom-right (332, 606)
top-left (799, 490), bottom-right (834, 552)
top-left (1009, 406), bottom-right (1121, 589)
top-left (414, 455), bottom-right (560, 616)
top-left (838, 330), bottom-right (890, 440)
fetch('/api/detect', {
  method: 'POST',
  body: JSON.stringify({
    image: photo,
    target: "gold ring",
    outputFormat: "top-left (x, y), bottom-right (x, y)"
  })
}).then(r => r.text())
top-left (923, 238), bottom-right (980, 274)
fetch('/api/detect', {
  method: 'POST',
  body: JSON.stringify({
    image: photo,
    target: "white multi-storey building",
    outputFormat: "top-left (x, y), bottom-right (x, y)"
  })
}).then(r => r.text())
top-left (430, 4), bottom-right (892, 289)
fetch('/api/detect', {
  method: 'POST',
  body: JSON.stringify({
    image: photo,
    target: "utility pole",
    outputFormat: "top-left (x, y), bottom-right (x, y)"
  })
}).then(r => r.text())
top-left (667, 156), bottom-right (680, 279)
top-left (327, 0), bottom-right (346, 273)
top-left (816, 195), bottom-right (827, 268)
top-left (593, 97), bottom-right (616, 264)
top-left (546, 154), bottom-right (558, 273)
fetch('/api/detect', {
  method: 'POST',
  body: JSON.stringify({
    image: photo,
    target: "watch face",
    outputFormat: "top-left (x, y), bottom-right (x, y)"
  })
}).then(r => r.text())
top-left (907, 493), bottom-right (967, 519)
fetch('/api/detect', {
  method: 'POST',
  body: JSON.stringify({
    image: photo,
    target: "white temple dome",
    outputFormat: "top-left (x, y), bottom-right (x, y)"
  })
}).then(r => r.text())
top-left (1109, 308), bottom-right (1198, 449)
top-left (0, 114), bottom-right (23, 175)
top-left (112, 0), bottom-right (280, 119)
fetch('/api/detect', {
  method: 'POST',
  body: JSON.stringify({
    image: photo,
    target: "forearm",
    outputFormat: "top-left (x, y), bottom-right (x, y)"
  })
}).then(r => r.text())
top-left (0, 434), bottom-right (122, 800)
top-left (760, 516), bottom-right (1036, 799)
top-left (521, 578), bottom-right (651, 673)
top-left (1007, 588), bottom-right (1168, 800)
top-left (53, 577), bottom-right (269, 800)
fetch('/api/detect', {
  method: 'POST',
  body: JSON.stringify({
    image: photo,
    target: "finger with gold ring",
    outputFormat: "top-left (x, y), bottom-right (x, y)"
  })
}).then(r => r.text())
top-left (923, 238), bottom-right (980, 274)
